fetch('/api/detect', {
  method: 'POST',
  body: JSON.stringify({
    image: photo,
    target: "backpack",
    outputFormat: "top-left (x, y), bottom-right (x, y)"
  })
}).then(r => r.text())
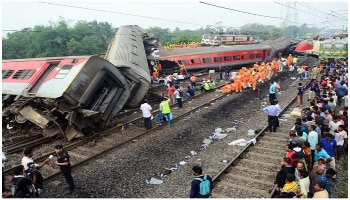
top-left (11, 177), bottom-right (35, 198)
top-left (194, 175), bottom-right (211, 195)
top-left (11, 177), bottom-right (25, 198)
top-left (177, 89), bottom-right (183, 97)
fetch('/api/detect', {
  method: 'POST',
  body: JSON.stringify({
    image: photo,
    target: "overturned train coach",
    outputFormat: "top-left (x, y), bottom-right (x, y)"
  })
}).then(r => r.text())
top-left (2, 25), bottom-right (154, 141)
top-left (148, 38), bottom-right (292, 73)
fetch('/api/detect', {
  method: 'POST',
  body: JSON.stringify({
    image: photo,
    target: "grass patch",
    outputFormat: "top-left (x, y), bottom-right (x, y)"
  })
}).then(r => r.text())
top-left (341, 160), bottom-right (348, 198)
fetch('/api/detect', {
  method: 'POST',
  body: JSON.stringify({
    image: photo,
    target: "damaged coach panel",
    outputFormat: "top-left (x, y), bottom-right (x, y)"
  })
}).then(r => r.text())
top-left (2, 56), bottom-right (130, 141)
top-left (2, 25), bottom-right (155, 141)
top-left (105, 25), bottom-right (152, 108)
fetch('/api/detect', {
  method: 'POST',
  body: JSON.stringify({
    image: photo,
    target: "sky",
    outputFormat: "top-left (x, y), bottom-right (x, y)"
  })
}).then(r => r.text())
top-left (1, 0), bottom-right (349, 36)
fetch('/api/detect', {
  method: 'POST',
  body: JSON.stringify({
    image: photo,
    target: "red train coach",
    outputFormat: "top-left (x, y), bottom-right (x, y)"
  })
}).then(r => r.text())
top-left (148, 38), bottom-right (291, 72)
top-left (2, 56), bottom-right (130, 140)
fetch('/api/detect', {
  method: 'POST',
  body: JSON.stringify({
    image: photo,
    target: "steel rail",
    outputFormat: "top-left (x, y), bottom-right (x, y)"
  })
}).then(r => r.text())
top-left (3, 82), bottom-right (225, 176)
top-left (211, 79), bottom-right (311, 198)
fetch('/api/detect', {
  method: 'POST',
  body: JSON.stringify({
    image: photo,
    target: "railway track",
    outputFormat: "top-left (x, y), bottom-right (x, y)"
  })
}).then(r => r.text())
top-left (3, 58), bottom-right (319, 196)
top-left (211, 79), bottom-right (311, 198)
top-left (1, 72), bottom-right (210, 155)
top-left (3, 77), bottom-right (227, 181)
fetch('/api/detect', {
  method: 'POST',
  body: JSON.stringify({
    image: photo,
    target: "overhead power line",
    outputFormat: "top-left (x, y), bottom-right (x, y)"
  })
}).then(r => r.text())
top-left (38, 1), bottom-right (240, 30)
top-left (198, 1), bottom-right (296, 24)
top-left (297, 2), bottom-right (347, 21)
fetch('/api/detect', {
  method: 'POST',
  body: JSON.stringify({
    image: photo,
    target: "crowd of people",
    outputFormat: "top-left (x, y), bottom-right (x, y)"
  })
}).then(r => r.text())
top-left (220, 57), bottom-right (287, 93)
top-left (270, 58), bottom-right (348, 198)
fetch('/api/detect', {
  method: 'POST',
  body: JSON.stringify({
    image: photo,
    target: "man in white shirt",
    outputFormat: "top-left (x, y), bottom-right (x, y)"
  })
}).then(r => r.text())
top-left (334, 125), bottom-right (348, 160)
top-left (21, 148), bottom-right (49, 197)
top-left (329, 116), bottom-right (342, 135)
top-left (140, 99), bottom-right (153, 130)
top-left (297, 169), bottom-right (310, 198)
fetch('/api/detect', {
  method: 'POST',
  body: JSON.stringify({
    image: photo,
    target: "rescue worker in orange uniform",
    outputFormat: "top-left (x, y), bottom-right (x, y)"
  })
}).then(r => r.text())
top-left (179, 64), bottom-right (184, 75)
top-left (152, 64), bottom-right (159, 79)
top-left (250, 69), bottom-right (258, 91)
top-left (234, 75), bottom-right (243, 92)
top-left (243, 68), bottom-right (251, 89)
top-left (157, 63), bottom-right (162, 75)
top-left (287, 54), bottom-right (293, 67)
top-left (273, 60), bottom-right (279, 75)
top-left (253, 62), bottom-right (259, 71)
top-left (238, 68), bottom-right (245, 78)
top-left (221, 82), bottom-right (232, 93)
top-left (260, 64), bottom-right (267, 83)
top-left (152, 71), bottom-right (158, 79)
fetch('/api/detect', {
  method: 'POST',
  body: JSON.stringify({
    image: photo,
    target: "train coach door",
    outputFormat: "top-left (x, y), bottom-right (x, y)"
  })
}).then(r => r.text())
top-left (28, 62), bottom-right (59, 94)
top-left (262, 50), bottom-right (269, 61)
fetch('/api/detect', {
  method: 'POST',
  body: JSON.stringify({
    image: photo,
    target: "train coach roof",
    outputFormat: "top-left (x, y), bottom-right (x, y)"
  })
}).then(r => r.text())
top-left (2, 55), bottom-right (91, 62)
top-left (151, 44), bottom-right (272, 58)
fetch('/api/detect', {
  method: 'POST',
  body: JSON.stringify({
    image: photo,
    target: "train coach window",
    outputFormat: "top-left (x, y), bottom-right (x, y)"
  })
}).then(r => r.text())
top-left (241, 55), bottom-right (248, 59)
top-left (178, 60), bottom-right (189, 65)
top-left (55, 65), bottom-right (72, 79)
top-left (12, 69), bottom-right (36, 80)
top-left (202, 57), bottom-right (212, 63)
top-left (190, 58), bottom-right (201, 64)
top-left (249, 54), bottom-right (255, 59)
top-left (233, 56), bottom-right (240, 60)
top-left (223, 56), bottom-right (232, 61)
top-left (256, 54), bottom-right (262, 58)
top-left (214, 57), bottom-right (222, 62)
top-left (2, 70), bottom-right (14, 79)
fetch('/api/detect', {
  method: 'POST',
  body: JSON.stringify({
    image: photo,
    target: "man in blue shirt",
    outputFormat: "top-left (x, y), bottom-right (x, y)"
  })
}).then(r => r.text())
top-left (334, 81), bottom-right (347, 106)
top-left (320, 134), bottom-right (337, 170)
top-left (269, 81), bottom-right (277, 103)
top-left (314, 143), bottom-right (333, 164)
top-left (319, 168), bottom-right (337, 196)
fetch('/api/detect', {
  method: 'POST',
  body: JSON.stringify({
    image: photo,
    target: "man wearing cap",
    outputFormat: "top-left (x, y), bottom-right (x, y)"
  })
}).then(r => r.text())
top-left (54, 145), bottom-right (75, 194)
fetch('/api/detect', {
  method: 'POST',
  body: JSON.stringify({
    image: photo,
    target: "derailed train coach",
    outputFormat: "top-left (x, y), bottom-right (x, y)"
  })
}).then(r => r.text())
top-left (104, 25), bottom-right (152, 108)
top-left (148, 38), bottom-right (292, 72)
top-left (2, 25), bottom-right (154, 141)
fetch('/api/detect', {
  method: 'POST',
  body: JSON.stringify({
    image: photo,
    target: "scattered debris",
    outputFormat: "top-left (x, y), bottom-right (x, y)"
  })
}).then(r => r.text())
top-left (179, 161), bottom-right (187, 165)
top-left (190, 151), bottom-right (197, 156)
top-left (228, 138), bottom-right (257, 146)
top-left (147, 177), bottom-right (163, 185)
top-left (247, 129), bottom-right (255, 136)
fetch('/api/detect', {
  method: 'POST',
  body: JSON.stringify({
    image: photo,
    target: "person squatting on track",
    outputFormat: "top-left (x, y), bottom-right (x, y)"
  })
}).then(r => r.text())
top-left (54, 144), bottom-right (75, 194)
top-left (263, 100), bottom-right (281, 132)
top-left (157, 96), bottom-right (172, 127)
